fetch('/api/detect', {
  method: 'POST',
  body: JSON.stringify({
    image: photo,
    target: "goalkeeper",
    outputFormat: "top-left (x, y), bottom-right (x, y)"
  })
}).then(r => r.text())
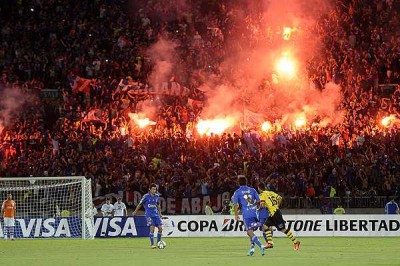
top-left (2, 193), bottom-right (16, 240)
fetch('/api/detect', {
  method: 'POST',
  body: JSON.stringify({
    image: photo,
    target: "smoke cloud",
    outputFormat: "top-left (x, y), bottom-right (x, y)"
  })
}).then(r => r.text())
top-left (147, 37), bottom-right (178, 89)
top-left (199, 0), bottom-right (343, 127)
top-left (133, 0), bottom-right (343, 128)
top-left (0, 87), bottom-right (34, 132)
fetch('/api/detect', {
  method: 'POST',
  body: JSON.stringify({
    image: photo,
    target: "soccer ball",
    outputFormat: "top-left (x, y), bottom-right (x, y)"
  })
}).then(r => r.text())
top-left (157, 240), bottom-right (166, 249)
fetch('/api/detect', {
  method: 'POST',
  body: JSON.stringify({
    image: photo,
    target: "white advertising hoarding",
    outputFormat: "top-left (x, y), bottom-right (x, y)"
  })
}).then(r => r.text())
top-left (161, 215), bottom-right (400, 237)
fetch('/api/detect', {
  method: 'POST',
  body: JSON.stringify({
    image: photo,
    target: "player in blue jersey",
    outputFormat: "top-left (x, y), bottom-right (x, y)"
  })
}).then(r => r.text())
top-left (233, 175), bottom-right (265, 256)
top-left (133, 183), bottom-right (163, 249)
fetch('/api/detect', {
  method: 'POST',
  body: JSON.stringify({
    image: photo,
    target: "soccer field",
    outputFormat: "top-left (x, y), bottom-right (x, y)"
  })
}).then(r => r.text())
top-left (1, 237), bottom-right (399, 266)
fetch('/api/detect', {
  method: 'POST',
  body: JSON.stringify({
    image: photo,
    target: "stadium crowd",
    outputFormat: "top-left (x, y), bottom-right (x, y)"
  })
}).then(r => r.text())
top-left (0, 0), bottom-right (399, 206)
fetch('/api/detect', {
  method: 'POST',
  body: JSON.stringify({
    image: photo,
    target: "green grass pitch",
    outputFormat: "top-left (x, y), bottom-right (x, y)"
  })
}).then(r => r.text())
top-left (1, 237), bottom-right (399, 266)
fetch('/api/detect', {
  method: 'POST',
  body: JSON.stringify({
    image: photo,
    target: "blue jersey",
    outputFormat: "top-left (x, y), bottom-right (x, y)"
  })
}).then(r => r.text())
top-left (139, 193), bottom-right (160, 217)
top-left (385, 201), bottom-right (399, 214)
top-left (257, 206), bottom-right (270, 220)
top-left (232, 185), bottom-right (259, 219)
top-left (257, 191), bottom-right (270, 221)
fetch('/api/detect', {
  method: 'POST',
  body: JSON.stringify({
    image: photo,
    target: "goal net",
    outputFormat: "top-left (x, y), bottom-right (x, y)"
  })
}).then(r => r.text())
top-left (0, 176), bottom-right (94, 239)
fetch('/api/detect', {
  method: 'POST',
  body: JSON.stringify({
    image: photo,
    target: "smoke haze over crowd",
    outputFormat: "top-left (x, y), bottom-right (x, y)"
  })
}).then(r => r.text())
top-left (138, 0), bottom-right (343, 128)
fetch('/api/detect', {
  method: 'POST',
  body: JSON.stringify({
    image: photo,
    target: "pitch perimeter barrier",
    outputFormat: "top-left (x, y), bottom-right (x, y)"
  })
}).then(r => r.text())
top-left (0, 217), bottom-right (83, 238)
top-left (89, 215), bottom-right (400, 238)
top-left (3, 215), bottom-right (397, 238)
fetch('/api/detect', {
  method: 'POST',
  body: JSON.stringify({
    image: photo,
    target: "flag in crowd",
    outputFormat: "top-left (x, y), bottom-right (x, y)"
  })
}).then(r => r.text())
top-left (117, 35), bottom-right (133, 48)
top-left (70, 76), bottom-right (92, 94)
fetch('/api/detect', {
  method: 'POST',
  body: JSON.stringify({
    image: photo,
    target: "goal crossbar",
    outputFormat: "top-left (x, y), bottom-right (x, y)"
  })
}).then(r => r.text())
top-left (0, 176), bottom-right (87, 181)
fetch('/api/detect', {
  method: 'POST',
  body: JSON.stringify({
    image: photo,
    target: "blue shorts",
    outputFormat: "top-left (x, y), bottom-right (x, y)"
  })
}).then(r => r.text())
top-left (146, 216), bottom-right (163, 227)
top-left (258, 217), bottom-right (268, 229)
top-left (243, 217), bottom-right (261, 231)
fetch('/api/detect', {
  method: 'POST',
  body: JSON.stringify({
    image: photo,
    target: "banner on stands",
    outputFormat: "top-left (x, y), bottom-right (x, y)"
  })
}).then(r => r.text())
top-left (127, 191), bottom-right (232, 214)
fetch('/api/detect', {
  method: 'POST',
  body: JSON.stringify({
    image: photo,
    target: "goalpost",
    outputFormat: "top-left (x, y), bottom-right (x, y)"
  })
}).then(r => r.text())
top-left (0, 176), bottom-right (94, 239)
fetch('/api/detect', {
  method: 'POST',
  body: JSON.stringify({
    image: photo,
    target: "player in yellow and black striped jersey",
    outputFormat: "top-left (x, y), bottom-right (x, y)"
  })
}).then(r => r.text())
top-left (258, 182), bottom-right (300, 251)
top-left (256, 186), bottom-right (275, 248)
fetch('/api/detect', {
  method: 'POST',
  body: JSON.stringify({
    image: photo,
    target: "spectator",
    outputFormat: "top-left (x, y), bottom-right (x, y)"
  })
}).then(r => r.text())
top-left (91, 203), bottom-right (98, 217)
top-left (385, 199), bottom-right (399, 214)
top-left (220, 200), bottom-right (231, 215)
top-left (319, 195), bottom-right (333, 214)
top-left (204, 201), bottom-right (214, 215)
top-left (101, 198), bottom-right (114, 217)
top-left (333, 204), bottom-right (346, 215)
top-left (113, 197), bottom-right (127, 217)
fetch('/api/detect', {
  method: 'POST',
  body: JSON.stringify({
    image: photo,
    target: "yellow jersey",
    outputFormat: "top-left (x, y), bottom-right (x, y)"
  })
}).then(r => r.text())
top-left (259, 190), bottom-right (282, 216)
